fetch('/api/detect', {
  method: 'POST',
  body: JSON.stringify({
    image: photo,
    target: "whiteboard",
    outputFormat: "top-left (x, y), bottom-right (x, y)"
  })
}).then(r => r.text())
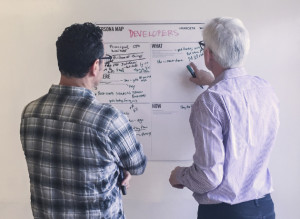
top-left (95, 23), bottom-right (206, 160)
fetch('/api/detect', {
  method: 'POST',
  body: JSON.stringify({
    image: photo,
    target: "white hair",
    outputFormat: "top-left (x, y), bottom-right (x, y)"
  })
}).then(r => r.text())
top-left (203, 17), bottom-right (250, 68)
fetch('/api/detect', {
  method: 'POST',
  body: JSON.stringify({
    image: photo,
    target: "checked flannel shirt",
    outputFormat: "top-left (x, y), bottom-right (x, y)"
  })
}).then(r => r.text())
top-left (20, 85), bottom-right (147, 219)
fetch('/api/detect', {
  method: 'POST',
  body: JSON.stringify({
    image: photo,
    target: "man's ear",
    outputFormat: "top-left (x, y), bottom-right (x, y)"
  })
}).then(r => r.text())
top-left (90, 59), bottom-right (100, 76)
top-left (206, 48), bottom-right (213, 61)
top-left (204, 48), bottom-right (212, 70)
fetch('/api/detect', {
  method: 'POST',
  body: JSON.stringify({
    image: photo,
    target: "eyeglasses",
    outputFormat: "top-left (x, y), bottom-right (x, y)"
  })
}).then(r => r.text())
top-left (199, 41), bottom-right (205, 50)
top-left (99, 54), bottom-right (113, 63)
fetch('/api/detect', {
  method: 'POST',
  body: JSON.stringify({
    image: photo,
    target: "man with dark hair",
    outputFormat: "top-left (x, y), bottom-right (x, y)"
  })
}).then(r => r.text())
top-left (20, 22), bottom-right (147, 219)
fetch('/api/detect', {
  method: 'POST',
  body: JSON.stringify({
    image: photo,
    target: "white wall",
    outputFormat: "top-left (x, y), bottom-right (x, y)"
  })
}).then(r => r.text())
top-left (0, 0), bottom-right (299, 218)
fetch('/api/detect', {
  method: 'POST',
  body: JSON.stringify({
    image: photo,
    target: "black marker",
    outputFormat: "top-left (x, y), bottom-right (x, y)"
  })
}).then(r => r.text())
top-left (186, 65), bottom-right (203, 88)
top-left (118, 167), bottom-right (127, 195)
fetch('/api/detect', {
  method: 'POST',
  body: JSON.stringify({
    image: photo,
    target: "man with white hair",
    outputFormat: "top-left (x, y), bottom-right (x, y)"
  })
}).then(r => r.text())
top-left (169, 17), bottom-right (279, 219)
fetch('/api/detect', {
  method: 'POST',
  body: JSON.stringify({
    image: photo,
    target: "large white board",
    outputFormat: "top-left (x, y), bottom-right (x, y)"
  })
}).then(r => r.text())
top-left (95, 23), bottom-right (206, 160)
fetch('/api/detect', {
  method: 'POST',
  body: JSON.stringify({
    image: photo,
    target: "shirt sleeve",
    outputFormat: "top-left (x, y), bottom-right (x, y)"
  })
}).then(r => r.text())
top-left (108, 110), bottom-right (147, 175)
top-left (176, 96), bottom-right (225, 194)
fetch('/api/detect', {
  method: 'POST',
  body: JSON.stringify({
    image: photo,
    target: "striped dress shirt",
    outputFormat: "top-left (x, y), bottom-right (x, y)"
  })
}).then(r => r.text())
top-left (176, 67), bottom-right (280, 204)
top-left (20, 85), bottom-right (147, 218)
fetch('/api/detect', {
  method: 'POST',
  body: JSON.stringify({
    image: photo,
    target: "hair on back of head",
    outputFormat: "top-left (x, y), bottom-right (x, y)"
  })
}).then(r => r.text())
top-left (56, 22), bottom-right (104, 78)
top-left (203, 17), bottom-right (250, 68)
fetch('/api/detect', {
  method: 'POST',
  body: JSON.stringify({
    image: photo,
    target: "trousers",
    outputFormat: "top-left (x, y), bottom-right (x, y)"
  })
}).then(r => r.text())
top-left (197, 194), bottom-right (275, 219)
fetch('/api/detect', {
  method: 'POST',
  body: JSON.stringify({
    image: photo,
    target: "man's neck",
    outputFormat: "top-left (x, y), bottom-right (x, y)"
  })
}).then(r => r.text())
top-left (59, 75), bottom-right (92, 90)
top-left (211, 64), bottom-right (226, 79)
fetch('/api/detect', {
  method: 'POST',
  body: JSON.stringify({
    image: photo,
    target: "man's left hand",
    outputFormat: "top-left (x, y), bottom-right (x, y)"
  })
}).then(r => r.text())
top-left (169, 167), bottom-right (184, 189)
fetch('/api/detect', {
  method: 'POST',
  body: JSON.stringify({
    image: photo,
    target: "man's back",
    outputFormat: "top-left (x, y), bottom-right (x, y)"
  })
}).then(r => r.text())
top-left (190, 68), bottom-right (280, 204)
top-left (20, 85), bottom-right (146, 218)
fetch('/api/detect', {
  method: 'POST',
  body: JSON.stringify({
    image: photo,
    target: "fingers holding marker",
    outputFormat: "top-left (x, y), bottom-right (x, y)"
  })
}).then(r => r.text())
top-left (187, 63), bottom-right (203, 87)
top-left (189, 62), bottom-right (199, 72)
top-left (187, 62), bottom-right (215, 87)
top-left (195, 69), bottom-right (215, 86)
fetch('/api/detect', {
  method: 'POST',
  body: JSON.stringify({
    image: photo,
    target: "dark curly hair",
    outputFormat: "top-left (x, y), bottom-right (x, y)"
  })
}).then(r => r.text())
top-left (56, 22), bottom-right (104, 78)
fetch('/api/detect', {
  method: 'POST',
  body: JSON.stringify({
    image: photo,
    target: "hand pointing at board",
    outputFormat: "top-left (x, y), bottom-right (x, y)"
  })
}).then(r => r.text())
top-left (188, 62), bottom-right (215, 86)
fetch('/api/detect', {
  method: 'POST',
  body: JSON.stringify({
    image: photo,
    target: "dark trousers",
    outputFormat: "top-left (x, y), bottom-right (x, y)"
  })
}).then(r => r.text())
top-left (197, 194), bottom-right (275, 219)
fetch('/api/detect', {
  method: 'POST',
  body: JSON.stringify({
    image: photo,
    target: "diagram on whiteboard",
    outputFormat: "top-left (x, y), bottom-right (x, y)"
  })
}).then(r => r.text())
top-left (95, 23), bottom-right (206, 160)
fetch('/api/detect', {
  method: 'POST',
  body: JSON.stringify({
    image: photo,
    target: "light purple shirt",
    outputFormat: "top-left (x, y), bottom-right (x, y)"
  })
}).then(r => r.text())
top-left (176, 68), bottom-right (280, 204)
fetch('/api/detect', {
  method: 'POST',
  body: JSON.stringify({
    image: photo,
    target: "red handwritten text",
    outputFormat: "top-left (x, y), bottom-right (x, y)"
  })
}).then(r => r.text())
top-left (129, 29), bottom-right (179, 38)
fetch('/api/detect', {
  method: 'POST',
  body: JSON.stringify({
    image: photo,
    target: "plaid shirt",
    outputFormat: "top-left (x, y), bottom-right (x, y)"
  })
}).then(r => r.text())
top-left (20, 85), bottom-right (147, 219)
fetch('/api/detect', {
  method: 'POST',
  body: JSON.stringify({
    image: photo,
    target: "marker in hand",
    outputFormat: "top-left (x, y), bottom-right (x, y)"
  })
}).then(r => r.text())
top-left (118, 167), bottom-right (127, 195)
top-left (186, 65), bottom-right (203, 88)
top-left (187, 65), bottom-right (196, 78)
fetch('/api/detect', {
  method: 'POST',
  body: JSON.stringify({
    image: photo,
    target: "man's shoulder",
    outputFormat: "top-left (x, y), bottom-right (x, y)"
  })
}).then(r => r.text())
top-left (196, 74), bottom-right (270, 104)
top-left (197, 86), bottom-right (223, 103)
top-left (210, 74), bottom-right (271, 94)
top-left (22, 94), bottom-right (49, 116)
top-left (91, 100), bottom-right (121, 117)
top-left (88, 101), bottom-right (127, 126)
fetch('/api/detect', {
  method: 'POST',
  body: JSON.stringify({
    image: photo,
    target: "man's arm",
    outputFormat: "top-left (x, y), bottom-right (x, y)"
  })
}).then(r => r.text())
top-left (109, 111), bottom-right (147, 175)
top-left (169, 98), bottom-right (225, 194)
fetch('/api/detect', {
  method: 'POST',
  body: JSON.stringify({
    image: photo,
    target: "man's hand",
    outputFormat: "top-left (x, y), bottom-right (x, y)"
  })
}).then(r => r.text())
top-left (169, 167), bottom-right (184, 189)
top-left (121, 170), bottom-right (132, 189)
top-left (189, 62), bottom-right (215, 86)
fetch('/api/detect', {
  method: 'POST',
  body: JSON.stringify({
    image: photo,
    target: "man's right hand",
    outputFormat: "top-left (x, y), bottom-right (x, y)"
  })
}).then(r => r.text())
top-left (189, 62), bottom-right (215, 86)
top-left (121, 170), bottom-right (131, 189)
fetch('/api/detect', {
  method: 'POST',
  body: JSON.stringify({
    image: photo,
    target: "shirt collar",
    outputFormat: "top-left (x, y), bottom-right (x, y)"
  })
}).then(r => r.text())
top-left (209, 67), bottom-right (247, 87)
top-left (49, 85), bottom-right (95, 99)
